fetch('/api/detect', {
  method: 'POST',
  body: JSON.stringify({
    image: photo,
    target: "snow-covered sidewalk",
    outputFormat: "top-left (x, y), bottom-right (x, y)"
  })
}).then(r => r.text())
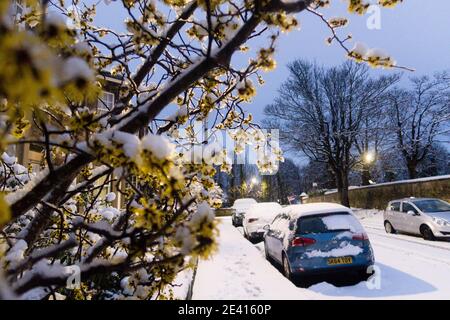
top-left (192, 217), bottom-right (316, 300)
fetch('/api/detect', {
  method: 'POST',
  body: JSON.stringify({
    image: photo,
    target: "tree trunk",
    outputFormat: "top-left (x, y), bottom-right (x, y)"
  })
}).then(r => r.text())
top-left (336, 170), bottom-right (350, 207)
top-left (407, 161), bottom-right (418, 179)
top-left (361, 164), bottom-right (371, 186)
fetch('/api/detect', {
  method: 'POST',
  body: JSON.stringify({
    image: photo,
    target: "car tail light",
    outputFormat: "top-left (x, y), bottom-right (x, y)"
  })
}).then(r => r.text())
top-left (248, 218), bottom-right (258, 223)
top-left (352, 233), bottom-right (369, 241)
top-left (291, 237), bottom-right (316, 247)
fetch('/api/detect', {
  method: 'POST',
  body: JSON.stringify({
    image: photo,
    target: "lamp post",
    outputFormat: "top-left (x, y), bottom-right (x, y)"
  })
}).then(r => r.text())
top-left (361, 151), bottom-right (376, 186)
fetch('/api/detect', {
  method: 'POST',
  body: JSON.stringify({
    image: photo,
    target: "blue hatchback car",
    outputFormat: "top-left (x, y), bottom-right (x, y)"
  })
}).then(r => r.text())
top-left (263, 203), bottom-right (375, 285)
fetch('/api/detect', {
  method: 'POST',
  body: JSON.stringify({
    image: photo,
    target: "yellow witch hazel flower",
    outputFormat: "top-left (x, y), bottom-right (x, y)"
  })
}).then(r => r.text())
top-left (378, 0), bottom-right (403, 8)
top-left (162, 0), bottom-right (189, 7)
top-left (256, 48), bottom-right (277, 72)
top-left (198, 93), bottom-right (216, 119)
top-left (236, 79), bottom-right (256, 102)
top-left (188, 201), bottom-right (218, 259)
top-left (0, 193), bottom-right (11, 228)
top-left (133, 198), bottom-right (164, 230)
top-left (348, 42), bottom-right (369, 62)
top-left (348, 42), bottom-right (396, 68)
top-left (263, 12), bottom-right (299, 32)
top-left (313, 0), bottom-right (331, 8)
top-left (12, 114), bottom-right (31, 139)
top-left (328, 17), bottom-right (348, 28)
top-left (347, 0), bottom-right (370, 14)
top-left (365, 48), bottom-right (396, 68)
top-left (197, 0), bottom-right (225, 10)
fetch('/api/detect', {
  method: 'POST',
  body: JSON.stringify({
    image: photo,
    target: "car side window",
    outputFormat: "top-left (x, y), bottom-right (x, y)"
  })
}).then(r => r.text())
top-left (402, 202), bottom-right (418, 214)
top-left (270, 214), bottom-right (283, 230)
top-left (278, 214), bottom-right (290, 233)
top-left (390, 202), bottom-right (400, 211)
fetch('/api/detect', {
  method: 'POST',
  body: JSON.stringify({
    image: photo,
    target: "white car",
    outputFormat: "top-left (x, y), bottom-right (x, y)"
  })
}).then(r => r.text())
top-left (231, 198), bottom-right (257, 227)
top-left (384, 198), bottom-right (450, 240)
top-left (242, 202), bottom-right (283, 242)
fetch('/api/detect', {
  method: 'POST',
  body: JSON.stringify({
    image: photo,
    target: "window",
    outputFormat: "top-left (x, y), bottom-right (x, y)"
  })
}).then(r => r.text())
top-left (402, 202), bottom-right (418, 214)
top-left (11, 0), bottom-right (24, 21)
top-left (30, 143), bottom-right (44, 153)
top-left (296, 213), bottom-right (363, 234)
top-left (14, 0), bottom-right (24, 14)
top-left (412, 199), bottom-right (450, 213)
top-left (278, 215), bottom-right (290, 232)
top-left (389, 202), bottom-right (400, 211)
top-left (270, 214), bottom-right (281, 225)
top-left (98, 91), bottom-right (115, 113)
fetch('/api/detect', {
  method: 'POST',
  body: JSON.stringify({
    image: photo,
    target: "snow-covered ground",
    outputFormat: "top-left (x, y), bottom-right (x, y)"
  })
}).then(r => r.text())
top-left (192, 213), bottom-right (450, 300)
top-left (192, 217), bottom-right (316, 300)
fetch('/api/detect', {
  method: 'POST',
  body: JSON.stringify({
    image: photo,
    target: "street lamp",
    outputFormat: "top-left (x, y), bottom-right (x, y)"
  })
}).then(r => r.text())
top-left (251, 177), bottom-right (258, 185)
top-left (363, 151), bottom-right (375, 164)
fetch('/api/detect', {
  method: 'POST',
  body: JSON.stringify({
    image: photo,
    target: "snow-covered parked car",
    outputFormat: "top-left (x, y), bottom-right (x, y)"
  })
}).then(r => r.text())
top-left (384, 198), bottom-right (450, 241)
top-left (263, 203), bottom-right (375, 285)
top-left (242, 202), bottom-right (283, 242)
top-left (231, 198), bottom-right (257, 227)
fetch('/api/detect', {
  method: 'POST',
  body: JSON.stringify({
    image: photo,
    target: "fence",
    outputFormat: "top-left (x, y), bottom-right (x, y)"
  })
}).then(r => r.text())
top-left (308, 175), bottom-right (450, 210)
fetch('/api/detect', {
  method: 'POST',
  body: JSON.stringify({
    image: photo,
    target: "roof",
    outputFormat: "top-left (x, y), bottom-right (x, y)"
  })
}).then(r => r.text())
top-left (389, 197), bottom-right (437, 203)
top-left (98, 70), bottom-right (125, 84)
top-left (232, 198), bottom-right (257, 210)
top-left (246, 202), bottom-right (283, 217)
top-left (285, 203), bottom-right (353, 219)
top-left (233, 198), bottom-right (257, 204)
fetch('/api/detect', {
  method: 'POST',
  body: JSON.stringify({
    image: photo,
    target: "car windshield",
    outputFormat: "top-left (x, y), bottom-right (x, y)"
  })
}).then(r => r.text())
top-left (412, 199), bottom-right (450, 213)
top-left (296, 212), bottom-right (364, 234)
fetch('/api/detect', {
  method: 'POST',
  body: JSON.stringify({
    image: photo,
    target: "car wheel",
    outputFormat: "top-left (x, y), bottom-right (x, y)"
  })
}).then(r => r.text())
top-left (384, 221), bottom-right (396, 234)
top-left (420, 225), bottom-right (435, 241)
top-left (282, 254), bottom-right (292, 281)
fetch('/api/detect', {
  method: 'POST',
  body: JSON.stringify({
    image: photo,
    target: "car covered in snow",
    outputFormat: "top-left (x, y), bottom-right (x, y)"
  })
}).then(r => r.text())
top-left (242, 202), bottom-right (283, 242)
top-left (231, 198), bottom-right (257, 227)
top-left (263, 203), bottom-right (375, 285)
top-left (384, 198), bottom-right (450, 241)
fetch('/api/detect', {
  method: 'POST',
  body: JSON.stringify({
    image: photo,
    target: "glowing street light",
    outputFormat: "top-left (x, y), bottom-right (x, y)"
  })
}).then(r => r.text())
top-left (251, 177), bottom-right (258, 185)
top-left (363, 151), bottom-right (375, 164)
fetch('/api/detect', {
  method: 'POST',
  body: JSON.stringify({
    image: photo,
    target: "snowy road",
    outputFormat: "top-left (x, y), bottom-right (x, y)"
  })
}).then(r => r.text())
top-left (192, 213), bottom-right (450, 300)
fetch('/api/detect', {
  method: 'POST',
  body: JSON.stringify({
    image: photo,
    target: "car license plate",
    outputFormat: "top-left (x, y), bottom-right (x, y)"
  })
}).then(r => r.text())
top-left (327, 257), bottom-right (353, 265)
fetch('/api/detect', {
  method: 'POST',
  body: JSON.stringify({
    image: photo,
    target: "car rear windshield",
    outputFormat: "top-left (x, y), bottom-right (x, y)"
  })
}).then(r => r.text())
top-left (296, 212), bottom-right (363, 234)
top-left (233, 199), bottom-right (257, 211)
top-left (412, 200), bottom-right (450, 213)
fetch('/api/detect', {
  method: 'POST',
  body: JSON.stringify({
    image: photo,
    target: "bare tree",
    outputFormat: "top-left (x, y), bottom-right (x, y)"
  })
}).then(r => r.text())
top-left (386, 75), bottom-right (450, 179)
top-left (264, 60), bottom-right (398, 206)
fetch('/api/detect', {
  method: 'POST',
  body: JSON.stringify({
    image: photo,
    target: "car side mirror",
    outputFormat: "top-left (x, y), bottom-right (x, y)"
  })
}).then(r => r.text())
top-left (263, 224), bottom-right (270, 231)
top-left (407, 210), bottom-right (419, 216)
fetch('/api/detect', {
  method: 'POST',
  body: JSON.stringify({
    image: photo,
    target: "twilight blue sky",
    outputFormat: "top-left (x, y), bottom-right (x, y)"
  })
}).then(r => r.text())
top-left (245, 0), bottom-right (450, 123)
top-left (94, 0), bottom-right (450, 123)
